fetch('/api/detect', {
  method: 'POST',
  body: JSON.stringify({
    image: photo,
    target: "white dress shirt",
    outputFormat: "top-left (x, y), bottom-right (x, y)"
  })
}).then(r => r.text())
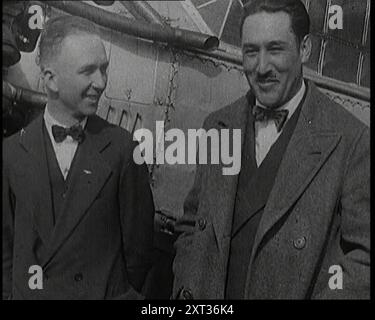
top-left (254, 81), bottom-right (306, 167)
top-left (43, 106), bottom-right (87, 180)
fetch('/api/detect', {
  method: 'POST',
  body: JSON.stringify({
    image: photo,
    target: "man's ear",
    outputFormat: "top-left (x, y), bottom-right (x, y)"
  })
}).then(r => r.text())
top-left (42, 67), bottom-right (59, 93)
top-left (300, 34), bottom-right (312, 64)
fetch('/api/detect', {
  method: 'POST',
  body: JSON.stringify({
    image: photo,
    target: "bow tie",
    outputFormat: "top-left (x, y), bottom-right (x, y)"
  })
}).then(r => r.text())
top-left (252, 105), bottom-right (289, 132)
top-left (51, 124), bottom-right (85, 143)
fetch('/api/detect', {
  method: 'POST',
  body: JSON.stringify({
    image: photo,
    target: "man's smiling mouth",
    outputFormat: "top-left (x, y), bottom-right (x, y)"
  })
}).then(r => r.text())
top-left (257, 79), bottom-right (278, 90)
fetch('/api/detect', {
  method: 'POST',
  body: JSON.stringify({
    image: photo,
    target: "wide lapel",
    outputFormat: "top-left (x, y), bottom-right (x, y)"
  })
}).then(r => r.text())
top-left (41, 116), bottom-right (113, 267)
top-left (245, 83), bottom-right (342, 283)
top-left (19, 114), bottom-right (55, 246)
top-left (231, 155), bottom-right (276, 237)
top-left (230, 109), bottom-right (260, 236)
top-left (210, 94), bottom-right (253, 251)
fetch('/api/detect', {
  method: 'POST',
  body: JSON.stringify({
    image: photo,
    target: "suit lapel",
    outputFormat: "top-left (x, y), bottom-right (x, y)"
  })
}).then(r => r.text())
top-left (246, 84), bottom-right (342, 278)
top-left (231, 110), bottom-right (260, 236)
top-left (19, 114), bottom-right (54, 246)
top-left (42, 116), bottom-right (113, 267)
top-left (210, 95), bottom-right (252, 250)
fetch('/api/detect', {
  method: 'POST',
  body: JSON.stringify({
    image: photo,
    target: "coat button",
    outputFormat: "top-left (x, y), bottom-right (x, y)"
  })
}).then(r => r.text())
top-left (74, 273), bottom-right (83, 282)
top-left (293, 236), bottom-right (306, 249)
top-left (62, 187), bottom-right (68, 199)
top-left (197, 218), bottom-right (207, 231)
top-left (181, 288), bottom-right (193, 300)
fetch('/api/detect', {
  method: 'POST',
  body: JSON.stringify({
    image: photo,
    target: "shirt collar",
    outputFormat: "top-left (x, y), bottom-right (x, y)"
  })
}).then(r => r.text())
top-left (256, 80), bottom-right (306, 119)
top-left (43, 104), bottom-right (88, 130)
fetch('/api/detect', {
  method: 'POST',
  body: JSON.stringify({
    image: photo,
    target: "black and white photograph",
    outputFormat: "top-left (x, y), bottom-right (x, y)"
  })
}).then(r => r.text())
top-left (2, 0), bottom-right (370, 305)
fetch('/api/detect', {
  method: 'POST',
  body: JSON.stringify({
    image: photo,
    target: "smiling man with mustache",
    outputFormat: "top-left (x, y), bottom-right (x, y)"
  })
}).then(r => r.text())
top-left (173, 0), bottom-right (370, 299)
top-left (3, 15), bottom-right (155, 300)
top-left (241, 5), bottom-right (310, 110)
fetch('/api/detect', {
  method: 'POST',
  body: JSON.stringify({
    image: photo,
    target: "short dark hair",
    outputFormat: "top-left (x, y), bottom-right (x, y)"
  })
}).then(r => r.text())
top-left (240, 0), bottom-right (310, 44)
top-left (38, 15), bottom-right (100, 70)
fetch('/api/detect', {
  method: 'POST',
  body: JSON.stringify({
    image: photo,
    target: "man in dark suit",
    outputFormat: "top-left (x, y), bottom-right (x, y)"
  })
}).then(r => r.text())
top-left (3, 15), bottom-right (155, 299)
top-left (173, 0), bottom-right (370, 299)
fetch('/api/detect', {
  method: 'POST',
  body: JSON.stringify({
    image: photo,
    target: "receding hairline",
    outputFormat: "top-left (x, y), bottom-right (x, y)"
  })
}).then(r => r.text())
top-left (61, 31), bottom-right (103, 45)
top-left (239, 0), bottom-right (310, 45)
top-left (40, 31), bottom-right (104, 69)
top-left (241, 11), bottom-right (298, 43)
top-left (38, 16), bottom-right (102, 69)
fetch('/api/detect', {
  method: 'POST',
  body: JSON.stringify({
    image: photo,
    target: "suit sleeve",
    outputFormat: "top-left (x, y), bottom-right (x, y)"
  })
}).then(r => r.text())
top-left (172, 119), bottom-right (210, 298)
top-left (314, 127), bottom-right (370, 299)
top-left (119, 140), bottom-right (155, 294)
top-left (3, 144), bottom-right (15, 300)
top-left (172, 163), bottom-right (203, 299)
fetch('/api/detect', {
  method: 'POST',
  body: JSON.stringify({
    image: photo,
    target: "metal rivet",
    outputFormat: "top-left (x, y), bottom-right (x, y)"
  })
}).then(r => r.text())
top-left (293, 236), bottom-right (306, 250)
top-left (197, 218), bottom-right (207, 231)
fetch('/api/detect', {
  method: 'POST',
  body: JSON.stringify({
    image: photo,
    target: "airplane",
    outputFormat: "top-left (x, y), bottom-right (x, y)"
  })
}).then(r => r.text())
top-left (2, 0), bottom-right (370, 299)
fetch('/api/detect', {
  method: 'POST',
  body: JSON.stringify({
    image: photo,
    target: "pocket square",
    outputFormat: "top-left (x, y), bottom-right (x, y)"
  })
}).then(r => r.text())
top-left (83, 169), bottom-right (92, 174)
